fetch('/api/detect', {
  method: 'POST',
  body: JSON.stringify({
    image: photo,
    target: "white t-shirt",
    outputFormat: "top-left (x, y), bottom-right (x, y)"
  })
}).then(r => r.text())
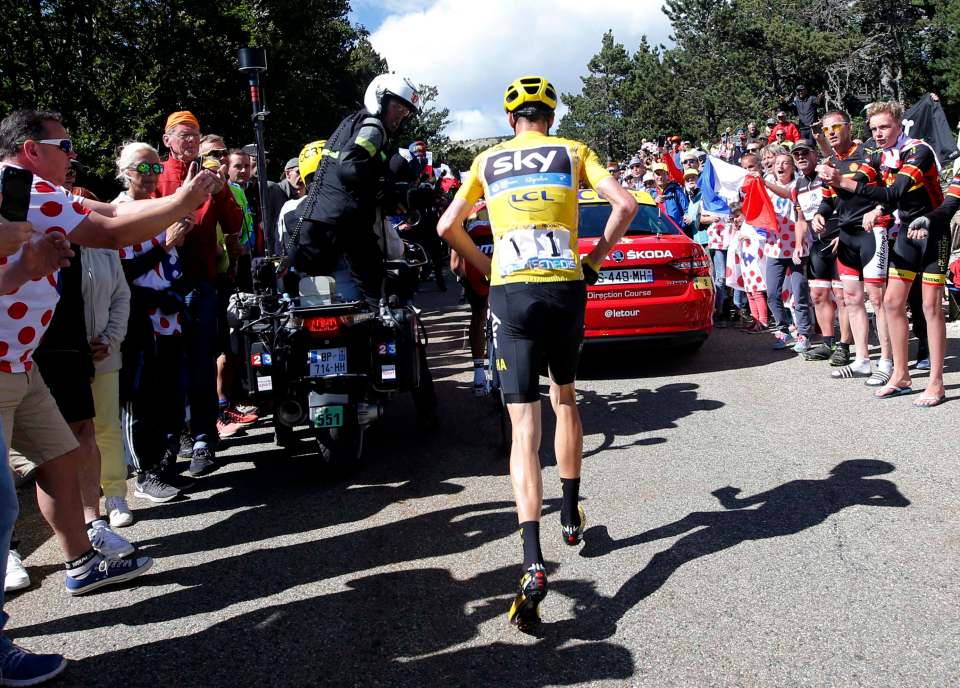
top-left (0, 167), bottom-right (89, 373)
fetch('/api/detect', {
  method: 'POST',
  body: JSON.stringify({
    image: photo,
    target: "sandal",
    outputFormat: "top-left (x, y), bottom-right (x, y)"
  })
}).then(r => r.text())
top-left (831, 364), bottom-right (871, 379)
top-left (864, 369), bottom-right (891, 387)
top-left (912, 394), bottom-right (946, 408)
top-left (874, 384), bottom-right (914, 399)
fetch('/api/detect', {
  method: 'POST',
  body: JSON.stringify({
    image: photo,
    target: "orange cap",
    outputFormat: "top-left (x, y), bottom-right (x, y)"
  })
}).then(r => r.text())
top-left (165, 111), bottom-right (200, 132)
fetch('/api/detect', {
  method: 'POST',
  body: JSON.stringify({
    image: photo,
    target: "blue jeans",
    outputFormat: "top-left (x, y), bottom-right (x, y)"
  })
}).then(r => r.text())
top-left (710, 249), bottom-right (727, 314)
top-left (184, 282), bottom-right (219, 450)
top-left (0, 430), bottom-right (17, 632)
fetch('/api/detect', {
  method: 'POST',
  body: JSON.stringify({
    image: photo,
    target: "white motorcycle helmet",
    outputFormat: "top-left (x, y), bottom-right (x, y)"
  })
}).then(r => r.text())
top-left (364, 74), bottom-right (421, 116)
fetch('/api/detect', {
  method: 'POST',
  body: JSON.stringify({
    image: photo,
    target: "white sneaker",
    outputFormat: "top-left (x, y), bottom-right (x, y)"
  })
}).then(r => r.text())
top-left (88, 520), bottom-right (135, 559)
top-left (105, 496), bottom-right (134, 528)
top-left (4, 550), bottom-right (30, 592)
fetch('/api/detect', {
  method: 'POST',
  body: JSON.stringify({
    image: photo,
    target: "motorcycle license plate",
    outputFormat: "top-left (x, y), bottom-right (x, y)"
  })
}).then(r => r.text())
top-left (308, 347), bottom-right (348, 377)
top-left (311, 405), bottom-right (344, 429)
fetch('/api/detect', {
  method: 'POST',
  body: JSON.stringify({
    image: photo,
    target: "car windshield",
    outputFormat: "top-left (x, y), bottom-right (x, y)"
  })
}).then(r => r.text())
top-left (578, 203), bottom-right (680, 238)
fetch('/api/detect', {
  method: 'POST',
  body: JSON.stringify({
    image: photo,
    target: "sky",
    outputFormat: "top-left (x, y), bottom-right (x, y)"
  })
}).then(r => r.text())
top-left (350, 0), bottom-right (673, 141)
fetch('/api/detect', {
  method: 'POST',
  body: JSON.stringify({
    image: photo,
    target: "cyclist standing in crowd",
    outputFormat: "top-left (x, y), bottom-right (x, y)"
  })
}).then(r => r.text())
top-left (436, 76), bottom-right (637, 630)
top-left (819, 101), bottom-right (948, 405)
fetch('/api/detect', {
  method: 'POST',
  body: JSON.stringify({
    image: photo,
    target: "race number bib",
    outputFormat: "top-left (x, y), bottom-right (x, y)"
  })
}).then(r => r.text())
top-left (797, 188), bottom-right (823, 221)
top-left (497, 228), bottom-right (576, 277)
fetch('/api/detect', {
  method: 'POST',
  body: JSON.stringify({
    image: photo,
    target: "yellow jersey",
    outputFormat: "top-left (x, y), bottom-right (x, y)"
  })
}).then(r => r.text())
top-left (455, 130), bottom-right (610, 286)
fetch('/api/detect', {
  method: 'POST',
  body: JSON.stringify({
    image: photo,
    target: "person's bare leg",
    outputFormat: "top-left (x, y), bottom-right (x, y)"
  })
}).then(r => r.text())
top-left (811, 287), bottom-right (835, 337)
top-left (866, 283), bottom-right (890, 363)
top-left (921, 282), bottom-right (946, 398)
top-left (835, 284), bottom-right (851, 343)
top-left (842, 280), bottom-right (869, 361)
top-left (34, 449), bottom-right (93, 560)
top-left (469, 305), bottom-right (486, 360)
top-left (881, 279), bottom-right (912, 389)
top-left (549, 380), bottom-right (582, 480)
top-left (507, 401), bottom-right (543, 523)
top-left (70, 419), bottom-right (102, 523)
top-left (216, 353), bottom-right (229, 404)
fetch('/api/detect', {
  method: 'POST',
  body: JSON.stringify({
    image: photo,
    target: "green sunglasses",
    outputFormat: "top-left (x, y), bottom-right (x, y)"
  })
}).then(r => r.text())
top-left (129, 162), bottom-right (163, 174)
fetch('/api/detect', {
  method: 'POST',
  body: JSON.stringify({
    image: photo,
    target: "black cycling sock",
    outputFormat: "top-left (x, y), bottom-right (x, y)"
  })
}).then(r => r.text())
top-left (519, 521), bottom-right (543, 569)
top-left (560, 477), bottom-right (581, 526)
top-left (823, 335), bottom-right (835, 347)
top-left (839, 340), bottom-right (850, 350)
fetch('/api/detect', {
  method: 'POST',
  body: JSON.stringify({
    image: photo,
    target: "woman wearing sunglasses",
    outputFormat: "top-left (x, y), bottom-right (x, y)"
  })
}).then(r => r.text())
top-left (112, 142), bottom-right (194, 509)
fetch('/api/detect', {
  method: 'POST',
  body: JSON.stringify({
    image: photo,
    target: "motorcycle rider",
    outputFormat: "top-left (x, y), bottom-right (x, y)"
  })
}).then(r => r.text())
top-left (283, 75), bottom-right (438, 427)
top-left (286, 74), bottom-right (420, 298)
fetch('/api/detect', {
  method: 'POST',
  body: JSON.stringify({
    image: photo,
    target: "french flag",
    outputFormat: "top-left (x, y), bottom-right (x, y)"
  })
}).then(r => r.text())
top-left (700, 155), bottom-right (747, 215)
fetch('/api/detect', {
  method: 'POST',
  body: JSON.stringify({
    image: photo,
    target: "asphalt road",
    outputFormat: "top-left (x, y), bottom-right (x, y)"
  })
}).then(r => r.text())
top-left (7, 284), bottom-right (960, 687)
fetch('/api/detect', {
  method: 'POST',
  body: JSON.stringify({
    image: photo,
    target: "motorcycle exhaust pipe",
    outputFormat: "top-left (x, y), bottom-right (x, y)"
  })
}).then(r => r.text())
top-left (276, 399), bottom-right (306, 426)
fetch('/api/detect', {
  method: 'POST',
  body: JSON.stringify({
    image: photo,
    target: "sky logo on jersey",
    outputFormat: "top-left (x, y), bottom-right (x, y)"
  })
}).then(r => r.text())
top-left (484, 146), bottom-right (572, 198)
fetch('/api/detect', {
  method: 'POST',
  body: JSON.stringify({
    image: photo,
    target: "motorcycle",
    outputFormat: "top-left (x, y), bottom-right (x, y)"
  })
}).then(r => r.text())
top-left (237, 239), bottom-right (430, 475)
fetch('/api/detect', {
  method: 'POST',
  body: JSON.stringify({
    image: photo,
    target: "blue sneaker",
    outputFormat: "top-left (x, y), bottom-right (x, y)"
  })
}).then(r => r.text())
top-left (773, 331), bottom-right (796, 350)
top-left (0, 636), bottom-right (66, 686)
top-left (64, 554), bottom-right (153, 596)
top-left (916, 358), bottom-right (931, 370)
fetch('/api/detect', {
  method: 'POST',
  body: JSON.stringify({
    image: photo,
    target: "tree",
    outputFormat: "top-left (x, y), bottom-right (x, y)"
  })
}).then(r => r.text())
top-left (557, 31), bottom-right (633, 162)
top-left (0, 0), bottom-right (393, 193)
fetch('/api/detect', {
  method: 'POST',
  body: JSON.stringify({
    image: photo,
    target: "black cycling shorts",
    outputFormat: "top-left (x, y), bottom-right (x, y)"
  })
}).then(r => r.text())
top-left (462, 280), bottom-right (488, 311)
top-left (807, 237), bottom-right (839, 287)
top-left (837, 227), bottom-right (888, 285)
top-left (488, 281), bottom-right (586, 403)
top-left (888, 225), bottom-right (950, 286)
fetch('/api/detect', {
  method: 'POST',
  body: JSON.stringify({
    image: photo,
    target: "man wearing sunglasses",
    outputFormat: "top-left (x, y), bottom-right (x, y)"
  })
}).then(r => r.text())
top-left (813, 110), bottom-right (890, 380)
top-left (154, 111), bottom-right (244, 477)
top-left (0, 108), bottom-right (218, 598)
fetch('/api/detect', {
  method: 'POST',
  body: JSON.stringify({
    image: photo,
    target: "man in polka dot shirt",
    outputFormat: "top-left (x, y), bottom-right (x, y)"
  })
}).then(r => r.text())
top-left (0, 109), bottom-right (217, 594)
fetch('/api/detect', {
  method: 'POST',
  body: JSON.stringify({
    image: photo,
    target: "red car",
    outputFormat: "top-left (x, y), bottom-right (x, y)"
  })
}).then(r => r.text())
top-left (577, 189), bottom-right (714, 350)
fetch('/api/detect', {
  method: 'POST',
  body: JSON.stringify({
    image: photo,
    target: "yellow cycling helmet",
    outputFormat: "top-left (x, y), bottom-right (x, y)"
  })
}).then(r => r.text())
top-left (297, 139), bottom-right (327, 183)
top-left (503, 76), bottom-right (558, 113)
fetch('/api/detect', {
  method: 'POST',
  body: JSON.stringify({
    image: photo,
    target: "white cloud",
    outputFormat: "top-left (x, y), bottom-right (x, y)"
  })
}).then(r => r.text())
top-left (369, 0), bottom-right (673, 140)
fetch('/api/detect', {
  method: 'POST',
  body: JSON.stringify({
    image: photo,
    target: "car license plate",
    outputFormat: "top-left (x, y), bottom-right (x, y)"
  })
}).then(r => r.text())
top-left (598, 268), bottom-right (654, 285)
top-left (308, 347), bottom-right (348, 377)
top-left (311, 405), bottom-right (344, 428)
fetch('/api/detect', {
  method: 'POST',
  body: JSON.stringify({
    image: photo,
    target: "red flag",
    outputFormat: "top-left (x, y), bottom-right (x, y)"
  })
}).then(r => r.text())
top-left (663, 152), bottom-right (685, 186)
top-left (741, 176), bottom-right (777, 230)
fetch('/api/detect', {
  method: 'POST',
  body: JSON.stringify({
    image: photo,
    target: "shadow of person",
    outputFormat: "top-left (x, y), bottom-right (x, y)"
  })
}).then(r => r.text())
top-left (67, 566), bottom-right (634, 687)
top-left (576, 383), bottom-right (724, 459)
top-left (569, 460), bottom-right (909, 639)
top-left (13, 499), bottom-right (560, 638)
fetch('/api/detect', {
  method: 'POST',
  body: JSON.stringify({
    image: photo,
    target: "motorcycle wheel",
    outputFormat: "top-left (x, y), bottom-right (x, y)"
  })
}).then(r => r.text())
top-left (315, 425), bottom-right (364, 476)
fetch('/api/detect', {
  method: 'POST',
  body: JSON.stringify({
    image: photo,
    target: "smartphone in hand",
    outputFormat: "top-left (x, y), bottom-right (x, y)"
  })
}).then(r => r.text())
top-left (0, 166), bottom-right (33, 222)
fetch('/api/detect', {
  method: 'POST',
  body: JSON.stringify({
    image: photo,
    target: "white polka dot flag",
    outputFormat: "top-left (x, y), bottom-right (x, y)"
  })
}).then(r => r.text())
top-left (0, 168), bottom-right (89, 372)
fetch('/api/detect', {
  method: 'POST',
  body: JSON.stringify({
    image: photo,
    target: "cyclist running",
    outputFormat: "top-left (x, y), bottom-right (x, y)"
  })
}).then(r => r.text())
top-left (436, 76), bottom-right (637, 630)
top-left (818, 101), bottom-right (947, 405)
top-left (813, 110), bottom-right (891, 382)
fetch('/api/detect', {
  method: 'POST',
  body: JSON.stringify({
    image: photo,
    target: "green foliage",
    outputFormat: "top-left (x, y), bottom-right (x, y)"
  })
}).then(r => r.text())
top-left (0, 0), bottom-right (452, 195)
top-left (560, 0), bottom-right (960, 160)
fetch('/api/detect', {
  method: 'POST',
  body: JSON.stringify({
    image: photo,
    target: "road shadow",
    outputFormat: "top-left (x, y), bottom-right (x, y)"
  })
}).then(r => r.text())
top-left (561, 460), bottom-right (909, 640)
top-left (578, 328), bottom-right (805, 379)
top-left (13, 500), bottom-right (560, 636)
top-left (576, 383), bottom-right (723, 459)
top-left (64, 565), bottom-right (634, 687)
